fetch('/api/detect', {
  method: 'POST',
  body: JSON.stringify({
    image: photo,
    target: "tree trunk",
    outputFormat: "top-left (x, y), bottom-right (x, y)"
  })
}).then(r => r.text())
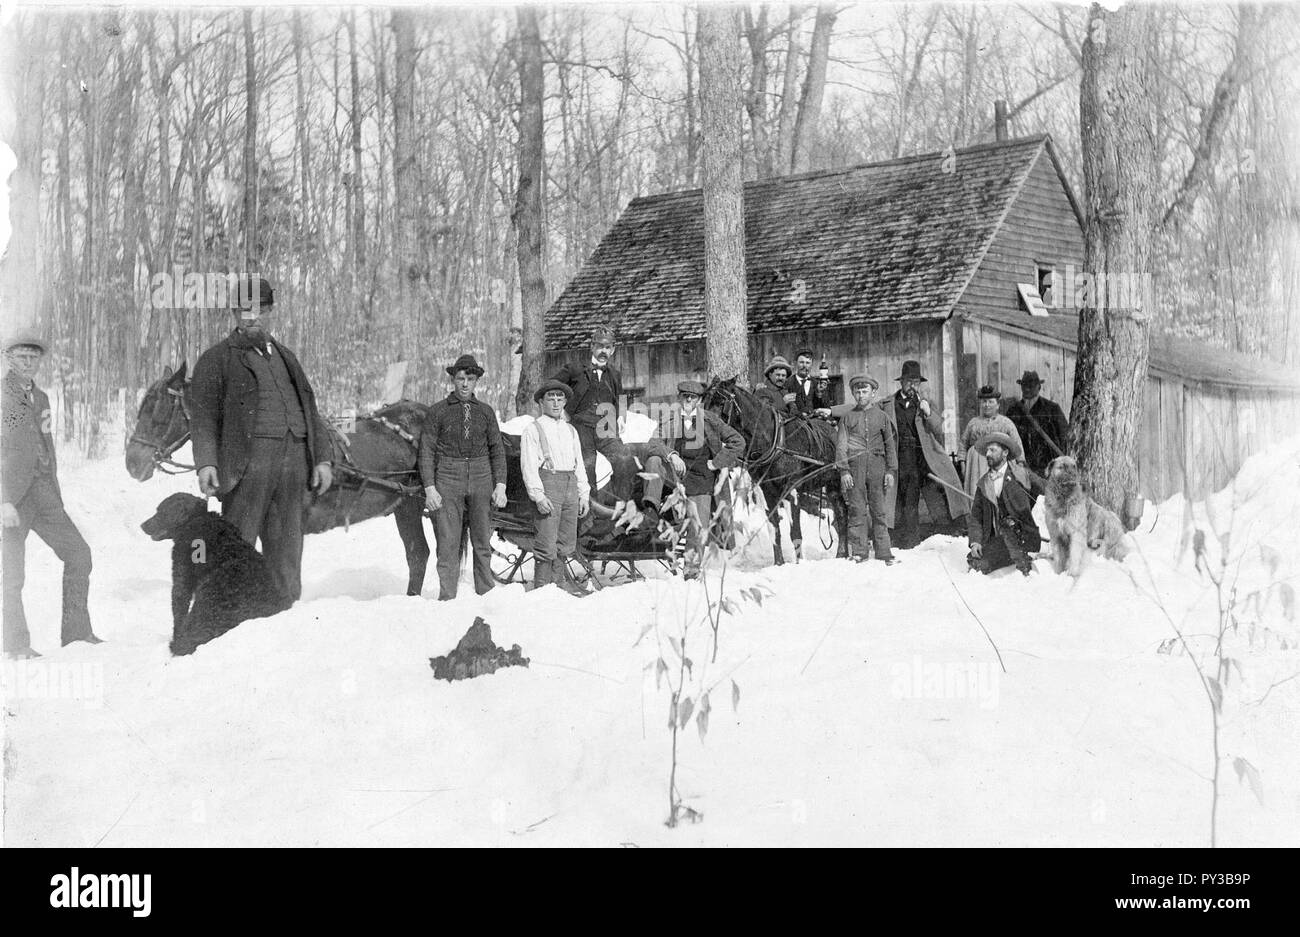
top-left (347, 10), bottom-right (366, 274)
top-left (1072, 3), bottom-right (1157, 511)
top-left (790, 4), bottom-right (835, 174)
top-left (775, 6), bottom-right (804, 175)
top-left (242, 8), bottom-right (258, 268)
top-left (744, 6), bottom-right (772, 178)
top-left (514, 6), bottom-right (547, 413)
top-left (698, 5), bottom-right (748, 383)
top-left (391, 10), bottom-right (419, 326)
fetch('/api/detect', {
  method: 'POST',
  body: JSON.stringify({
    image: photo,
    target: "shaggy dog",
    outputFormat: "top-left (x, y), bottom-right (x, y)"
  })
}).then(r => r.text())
top-left (1043, 456), bottom-right (1132, 578)
top-left (141, 493), bottom-right (290, 655)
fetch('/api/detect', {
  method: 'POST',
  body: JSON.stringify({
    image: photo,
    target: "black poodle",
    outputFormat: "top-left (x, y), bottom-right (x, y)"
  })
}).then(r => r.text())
top-left (141, 493), bottom-right (290, 656)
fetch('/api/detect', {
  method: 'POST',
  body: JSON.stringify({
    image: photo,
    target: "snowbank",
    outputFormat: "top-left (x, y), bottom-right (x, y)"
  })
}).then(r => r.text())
top-left (3, 439), bottom-right (1297, 846)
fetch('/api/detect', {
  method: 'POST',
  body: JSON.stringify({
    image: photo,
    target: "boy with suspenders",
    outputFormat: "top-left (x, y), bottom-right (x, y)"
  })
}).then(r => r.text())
top-left (520, 380), bottom-right (591, 592)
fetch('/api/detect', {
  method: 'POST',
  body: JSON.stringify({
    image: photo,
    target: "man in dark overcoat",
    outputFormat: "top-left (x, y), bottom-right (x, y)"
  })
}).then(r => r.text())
top-left (191, 275), bottom-right (334, 603)
top-left (1005, 370), bottom-right (1070, 476)
top-left (966, 433), bottom-right (1045, 576)
top-left (3, 333), bottom-right (100, 657)
top-left (419, 354), bottom-right (508, 600)
top-left (879, 360), bottom-right (966, 549)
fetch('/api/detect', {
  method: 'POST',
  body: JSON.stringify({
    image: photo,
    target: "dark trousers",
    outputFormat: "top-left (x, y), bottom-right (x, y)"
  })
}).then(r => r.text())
top-left (432, 457), bottom-right (494, 600)
top-left (894, 451), bottom-right (950, 549)
top-left (531, 470), bottom-right (579, 587)
top-left (3, 475), bottom-right (93, 652)
top-left (574, 422), bottom-right (633, 501)
top-left (223, 434), bottom-right (309, 602)
top-left (846, 454), bottom-right (893, 561)
top-left (969, 529), bottom-right (1032, 574)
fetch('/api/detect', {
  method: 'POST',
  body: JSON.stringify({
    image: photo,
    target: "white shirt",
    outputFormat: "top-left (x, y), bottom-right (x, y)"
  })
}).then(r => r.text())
top-left (521, 414), bottom-right (590, 503)
top-left (989, 461), bottom-right (1009, 498)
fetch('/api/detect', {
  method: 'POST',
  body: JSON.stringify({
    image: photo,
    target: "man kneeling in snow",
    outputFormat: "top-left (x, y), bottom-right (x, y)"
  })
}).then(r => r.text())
top-left (966, 434), bottom-right (1044, 577)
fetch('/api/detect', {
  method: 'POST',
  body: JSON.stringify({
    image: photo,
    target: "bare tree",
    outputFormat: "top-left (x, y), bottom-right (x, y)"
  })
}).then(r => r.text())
top-left (698, 5), bottom-right (748, 382)
top-left (790, 3), bottom-right (835, 173)
top-left (514, 6), bottom-right (546, 411)
top-left (1071, 3), bottom-right (1158, 512)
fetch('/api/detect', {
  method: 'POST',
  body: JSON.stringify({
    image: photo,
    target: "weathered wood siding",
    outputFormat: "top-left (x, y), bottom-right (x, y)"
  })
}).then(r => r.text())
top-left (957, 151), bottom-right (1085, 322)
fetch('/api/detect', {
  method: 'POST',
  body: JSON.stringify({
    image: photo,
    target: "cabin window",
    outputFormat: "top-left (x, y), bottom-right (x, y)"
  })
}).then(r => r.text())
top-left (1036, 263), bottom-right (1056, 308)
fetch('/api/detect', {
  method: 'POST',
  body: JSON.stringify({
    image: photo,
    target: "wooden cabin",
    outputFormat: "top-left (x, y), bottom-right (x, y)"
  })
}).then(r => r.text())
top-left (544, 135), bottom-right (1300, 501)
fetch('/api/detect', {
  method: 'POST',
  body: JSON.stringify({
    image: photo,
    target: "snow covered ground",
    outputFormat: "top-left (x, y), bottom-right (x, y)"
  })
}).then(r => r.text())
top-left (3, 438), bottom-right (1298, 847)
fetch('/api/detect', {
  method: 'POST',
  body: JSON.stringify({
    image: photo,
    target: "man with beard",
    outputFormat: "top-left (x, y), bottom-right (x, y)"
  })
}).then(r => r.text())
top-left (191, 275), bottom-right (333, 603)
top-left (755, 355), bottom-right (797, 414)
top-left (966, 433), bottom-right (1045, 576)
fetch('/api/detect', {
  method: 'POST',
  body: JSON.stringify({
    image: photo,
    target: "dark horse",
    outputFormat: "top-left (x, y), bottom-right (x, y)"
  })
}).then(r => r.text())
top-left (125, 363), bottom-right (435, 595)
top-left (702, 376), bottom-right (849, 564)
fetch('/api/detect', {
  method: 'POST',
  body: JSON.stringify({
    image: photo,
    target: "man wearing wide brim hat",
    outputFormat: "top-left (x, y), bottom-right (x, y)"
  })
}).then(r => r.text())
top-left (519, 379), bottom-right (590, 594)
top-left (418, 353), bottom-right (508, 600)
top-left (835, 374), bottom-right (898, 564)
top-left (3, 332), bottom-right (101, 657)
top-left (966, 432), bottom-right (1044, 576)
top-left (959, 384), bottom-right (1025, 501)
top-left (878, 359), bottom-right (966, 548)
top-left (191, 273), bottom-right (335, 603)
top-left (755, 355), bottom-right (796, 414)
top-left (1005, 370), bottom-right (1070, 476)
top-left (640, 380), bottom-right (745, 569)
top-left (548, 324), bottom-right (636, 514)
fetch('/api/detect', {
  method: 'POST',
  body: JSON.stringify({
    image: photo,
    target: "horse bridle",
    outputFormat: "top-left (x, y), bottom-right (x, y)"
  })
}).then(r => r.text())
top-left (129, 383), bottom-right (195, 473)
top-left (705, 382), bottom-right (785, 472)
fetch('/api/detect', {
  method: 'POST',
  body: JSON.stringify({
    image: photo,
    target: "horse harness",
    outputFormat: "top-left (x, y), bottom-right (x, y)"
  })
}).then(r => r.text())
top-left (135, 379), bottom-right (424, 498)
top-left (129, 382), bottom-right (195, 474)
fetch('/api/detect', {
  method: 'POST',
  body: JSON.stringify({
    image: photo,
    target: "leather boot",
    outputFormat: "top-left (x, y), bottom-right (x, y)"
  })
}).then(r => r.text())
top-left (532, 555), bottom-right (555, 590)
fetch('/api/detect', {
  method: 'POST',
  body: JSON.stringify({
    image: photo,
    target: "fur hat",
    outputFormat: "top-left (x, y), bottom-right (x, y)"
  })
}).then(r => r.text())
top-left (764, 355), bottom-right (792, 378)
top-left (446, 353), bottom-right (485, 377)
top-left (533, 379), bottom-right (573, 404)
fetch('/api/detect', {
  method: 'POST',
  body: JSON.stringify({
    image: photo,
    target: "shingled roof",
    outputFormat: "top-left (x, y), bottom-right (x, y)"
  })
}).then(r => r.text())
top-left (545, 135), bottom-right (1057, 350)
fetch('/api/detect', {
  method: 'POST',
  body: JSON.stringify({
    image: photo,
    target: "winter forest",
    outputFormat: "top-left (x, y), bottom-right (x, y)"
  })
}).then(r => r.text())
top-left (1, 2), bottom-right (1298, 456)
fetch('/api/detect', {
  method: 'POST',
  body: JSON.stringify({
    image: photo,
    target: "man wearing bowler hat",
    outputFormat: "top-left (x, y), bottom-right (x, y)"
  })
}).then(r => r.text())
top-left (419, 353), bottom-right (508, 600)
top-left (879, 360), bottom-right (966, 549)
top-left (549, 324), bottom-right (636, 520)
top-left (520, 379), bottom-right (590, 594)
top-left (1005, 370), bottom-right (1070, 476)
top-left (191, 274), bottom-right (334, 603)
top-left (2, 333), bottom-right (101, 657)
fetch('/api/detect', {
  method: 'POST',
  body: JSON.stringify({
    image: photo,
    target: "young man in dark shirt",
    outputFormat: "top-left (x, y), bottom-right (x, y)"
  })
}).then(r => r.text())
top-left (419, 354), bottom-right (508, 600)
